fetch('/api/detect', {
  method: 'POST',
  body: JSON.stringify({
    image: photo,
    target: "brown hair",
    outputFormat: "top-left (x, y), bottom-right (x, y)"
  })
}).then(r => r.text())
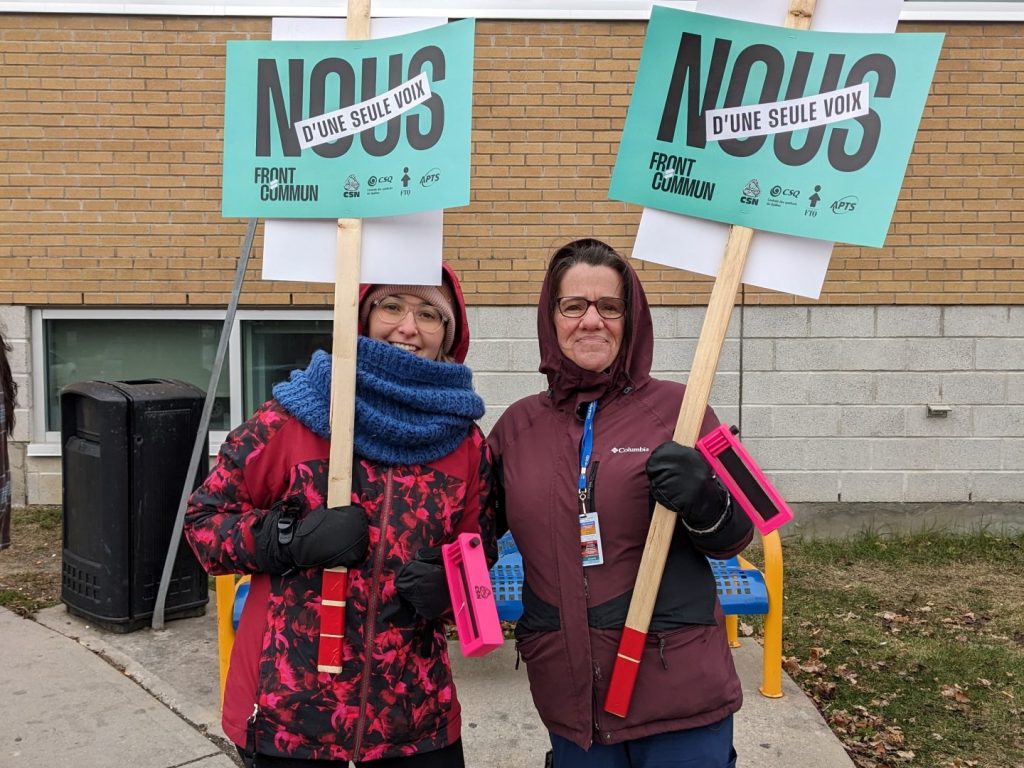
top-left (545, 238), bottom-right (633, 341)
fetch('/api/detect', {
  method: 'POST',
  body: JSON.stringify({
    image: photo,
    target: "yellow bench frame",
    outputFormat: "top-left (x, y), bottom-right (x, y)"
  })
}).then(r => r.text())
top-left (722, 529), bottom-right (784, 698)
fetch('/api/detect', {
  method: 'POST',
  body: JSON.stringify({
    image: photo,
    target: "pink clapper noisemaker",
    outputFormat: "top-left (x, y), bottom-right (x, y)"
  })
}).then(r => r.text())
top-left (441, 532), bottom-right (504, 657)
top-left (696, 424), bottom-right (794, 536)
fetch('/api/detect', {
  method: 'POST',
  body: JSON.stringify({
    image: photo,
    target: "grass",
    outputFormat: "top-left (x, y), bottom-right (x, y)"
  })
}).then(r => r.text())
top-left (745, 531), bottom-right (1024, 768)
top-left (0, 506), bottom-right (63, 616)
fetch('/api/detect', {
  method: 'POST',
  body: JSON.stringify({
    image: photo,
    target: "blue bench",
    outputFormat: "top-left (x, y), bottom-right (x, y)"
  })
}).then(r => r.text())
top-left (488, 531), bottom-right (784, 698)
top-left (489, 533), bottom-right (769, 622)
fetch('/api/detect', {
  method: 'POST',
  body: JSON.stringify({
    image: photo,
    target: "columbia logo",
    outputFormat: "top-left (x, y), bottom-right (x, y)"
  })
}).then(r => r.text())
top-left (611, 446), bottom-right (650, 454)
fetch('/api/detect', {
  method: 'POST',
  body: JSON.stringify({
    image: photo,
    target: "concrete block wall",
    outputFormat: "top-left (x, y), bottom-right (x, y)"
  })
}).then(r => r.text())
top-left (9, 303), bottom-right (1023, 506)
top-left (468, 304), bottom-right (1024, 504)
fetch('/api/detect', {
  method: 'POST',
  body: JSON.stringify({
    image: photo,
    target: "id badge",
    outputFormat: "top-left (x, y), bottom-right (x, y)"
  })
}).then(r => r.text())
top-left (579, 512), bottom-right (604, 567)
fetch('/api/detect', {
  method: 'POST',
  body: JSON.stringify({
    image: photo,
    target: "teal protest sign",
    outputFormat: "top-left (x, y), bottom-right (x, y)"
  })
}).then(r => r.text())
top-left (610, 8), bottom-right (943, 247)
top-left (222, 19), bottom-right (474, 219)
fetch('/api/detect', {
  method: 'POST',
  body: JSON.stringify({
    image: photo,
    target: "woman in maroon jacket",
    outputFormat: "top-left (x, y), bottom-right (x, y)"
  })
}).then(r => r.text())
top-left (488, 239), bottom-right (753, 767)
top-left (185, 264), bottom-right (495, 768)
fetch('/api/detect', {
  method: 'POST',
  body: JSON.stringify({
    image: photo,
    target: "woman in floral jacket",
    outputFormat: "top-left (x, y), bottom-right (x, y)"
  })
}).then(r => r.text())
top-left (185, 264), bottom-right (495, 768)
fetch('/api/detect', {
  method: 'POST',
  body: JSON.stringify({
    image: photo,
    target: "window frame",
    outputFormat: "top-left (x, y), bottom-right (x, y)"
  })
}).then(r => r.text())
top-left (29, 308), bottom-right (333, 457)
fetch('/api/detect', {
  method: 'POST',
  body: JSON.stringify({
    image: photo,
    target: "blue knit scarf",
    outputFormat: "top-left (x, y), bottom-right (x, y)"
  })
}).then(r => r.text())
top-left (272, 338), bottom-right (485, 466)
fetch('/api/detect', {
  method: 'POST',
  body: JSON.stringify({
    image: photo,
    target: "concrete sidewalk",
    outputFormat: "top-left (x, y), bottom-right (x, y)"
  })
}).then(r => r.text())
top-left (0, 607), bottom-right (235, 768)
top-left (0, 599), bottom-right (855, 767)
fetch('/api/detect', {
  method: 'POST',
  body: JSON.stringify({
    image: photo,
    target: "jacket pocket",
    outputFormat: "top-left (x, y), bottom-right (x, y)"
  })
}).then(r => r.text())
top-left (590, 624), bottom-right (741, 730)
top-left (513, 629), bottom-right (544, 663)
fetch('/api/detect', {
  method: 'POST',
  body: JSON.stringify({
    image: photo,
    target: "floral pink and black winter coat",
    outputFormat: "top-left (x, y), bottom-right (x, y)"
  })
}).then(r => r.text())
top-left (185, 266), bottom-right (495, 763)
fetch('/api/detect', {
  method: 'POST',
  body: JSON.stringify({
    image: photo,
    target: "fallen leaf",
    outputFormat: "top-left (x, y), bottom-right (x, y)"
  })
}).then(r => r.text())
top-left (940, 684), bottom-right (970, 704)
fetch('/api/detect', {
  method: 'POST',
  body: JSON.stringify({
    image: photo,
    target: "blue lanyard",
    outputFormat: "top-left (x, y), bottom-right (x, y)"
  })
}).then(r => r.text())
top-left (578, 401), bottom-right (597, 511)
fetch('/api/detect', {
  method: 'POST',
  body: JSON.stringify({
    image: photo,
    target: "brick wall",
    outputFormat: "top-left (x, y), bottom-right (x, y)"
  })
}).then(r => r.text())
top-left (1, 16), bottom-right (1021, 307)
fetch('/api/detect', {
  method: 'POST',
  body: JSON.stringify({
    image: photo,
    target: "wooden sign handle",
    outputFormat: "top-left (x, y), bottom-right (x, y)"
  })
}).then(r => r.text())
top-left (604, 225), bottom-right (753, 716)
top-left (603, 0), bottom-right (817, 718)
top-left (317, 0), bottom-right (371, 676)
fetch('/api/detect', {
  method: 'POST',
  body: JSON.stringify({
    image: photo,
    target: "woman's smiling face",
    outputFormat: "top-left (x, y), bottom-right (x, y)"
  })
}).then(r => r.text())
top-left (553, 264), bottom-right (625, 372)
top-left (367, 293), bottom-right (447, 360)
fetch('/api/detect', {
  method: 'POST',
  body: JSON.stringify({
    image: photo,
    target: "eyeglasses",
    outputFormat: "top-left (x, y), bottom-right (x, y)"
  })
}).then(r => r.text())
top-left (372, 297), bottom-right (447, 332)
top-left (556, 296), bottom-right (626, 320)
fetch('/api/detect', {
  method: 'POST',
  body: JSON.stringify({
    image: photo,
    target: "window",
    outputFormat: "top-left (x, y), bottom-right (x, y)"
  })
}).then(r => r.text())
top-left (44, 318), bottom-right (230, 432)
top-left (32, 309), bottom-right (333, 452)
top-left (242, 319), bottom-right (334, 415)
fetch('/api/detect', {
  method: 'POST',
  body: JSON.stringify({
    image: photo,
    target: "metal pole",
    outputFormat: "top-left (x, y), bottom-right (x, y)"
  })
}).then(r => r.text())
top-left (152, 218), bottom-right (259, 630)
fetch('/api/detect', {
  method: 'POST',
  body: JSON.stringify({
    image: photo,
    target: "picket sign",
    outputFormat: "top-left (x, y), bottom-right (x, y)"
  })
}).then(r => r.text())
top-left (602, 0), bottom-right (817, 720)
top-left (317, 0), bottom-right (372, 677)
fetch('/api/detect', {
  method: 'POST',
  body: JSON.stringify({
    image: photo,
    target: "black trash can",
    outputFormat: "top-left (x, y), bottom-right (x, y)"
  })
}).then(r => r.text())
top-left (60, 379), bottom-right (210, 632)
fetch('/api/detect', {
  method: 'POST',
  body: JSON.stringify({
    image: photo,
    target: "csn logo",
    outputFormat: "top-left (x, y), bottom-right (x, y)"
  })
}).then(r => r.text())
top-left (830, 195), bottom-right (858, 214)
top-left (740, 178), bottom-right (761, 206)
top-left (420, 168), bottom-right (441, 187)
top-left (343, 174), bottom-right (360, 198)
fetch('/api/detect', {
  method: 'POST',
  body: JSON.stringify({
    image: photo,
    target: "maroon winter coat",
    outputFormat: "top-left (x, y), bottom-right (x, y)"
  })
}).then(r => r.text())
top-left (185, 265), bottom-right (495, 762)
top-left (487, 255), bottom-right (753, 750)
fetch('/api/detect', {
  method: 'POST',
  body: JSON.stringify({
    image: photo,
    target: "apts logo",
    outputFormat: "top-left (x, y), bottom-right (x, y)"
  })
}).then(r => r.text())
top-left (420, 168), bottom-right (441, 187)
top-left (343, 175), bottom-right (360, 198)
top-left (740, 179), bottom-right (761, 206)
top-left (830, 195), bottom-right (858, 214)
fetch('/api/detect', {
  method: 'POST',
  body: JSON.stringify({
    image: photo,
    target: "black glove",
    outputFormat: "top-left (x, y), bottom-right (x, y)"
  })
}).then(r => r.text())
top-left (395, 547), bottom-right (451, 620)
top-left (646, 441), bottom-right (729, 532)
top-left (254, 503), bottom-right (369, 574)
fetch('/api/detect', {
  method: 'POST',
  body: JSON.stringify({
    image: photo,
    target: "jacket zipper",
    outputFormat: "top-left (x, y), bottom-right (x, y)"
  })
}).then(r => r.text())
top-left (585, 460), bottom-right (599, 513)
top-left (581, 457), bottom-right (601, 602)
top-left (352, 469), bottom-right (395, 760)
top-left (246, 703), bottom-right (260, 764)
top-left (657, 634), bottom-right (669, 669)
top-left (591, 659), bottom-right (605, 747)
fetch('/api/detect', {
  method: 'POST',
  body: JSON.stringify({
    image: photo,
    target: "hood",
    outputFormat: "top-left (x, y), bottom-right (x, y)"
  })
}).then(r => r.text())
top-left (358, 262), bottom-right (471, 364)
top-left (537, 249), bottom-right (653, 413)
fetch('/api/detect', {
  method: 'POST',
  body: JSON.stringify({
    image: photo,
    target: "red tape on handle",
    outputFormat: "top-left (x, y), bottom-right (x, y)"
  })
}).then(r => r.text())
top-left (318, 566), bottom-right (348, 674)
top-left (604, 627), bottom-right (647, 717)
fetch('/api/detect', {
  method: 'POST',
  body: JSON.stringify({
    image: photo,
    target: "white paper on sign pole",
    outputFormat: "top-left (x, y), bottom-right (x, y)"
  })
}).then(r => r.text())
top-left (262, 17), bottom-right (448, 286)
top-left (634, 209), bottom-right (832, 299)
top-left (633, 0), bottom-right (904, 299)
top-left (262, 211), bottom-right (444, 285)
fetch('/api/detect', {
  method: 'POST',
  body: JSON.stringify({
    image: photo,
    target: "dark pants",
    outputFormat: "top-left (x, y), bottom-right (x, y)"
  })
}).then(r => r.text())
top-left (549, 716), bottom-right (737, 768)
top-left (236, 740), bottom-right (464, 768)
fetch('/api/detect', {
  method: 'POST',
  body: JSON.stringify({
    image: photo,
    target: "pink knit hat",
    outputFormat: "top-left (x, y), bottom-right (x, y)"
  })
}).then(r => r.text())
top-left (358, 283), bottom-right (457, 355)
